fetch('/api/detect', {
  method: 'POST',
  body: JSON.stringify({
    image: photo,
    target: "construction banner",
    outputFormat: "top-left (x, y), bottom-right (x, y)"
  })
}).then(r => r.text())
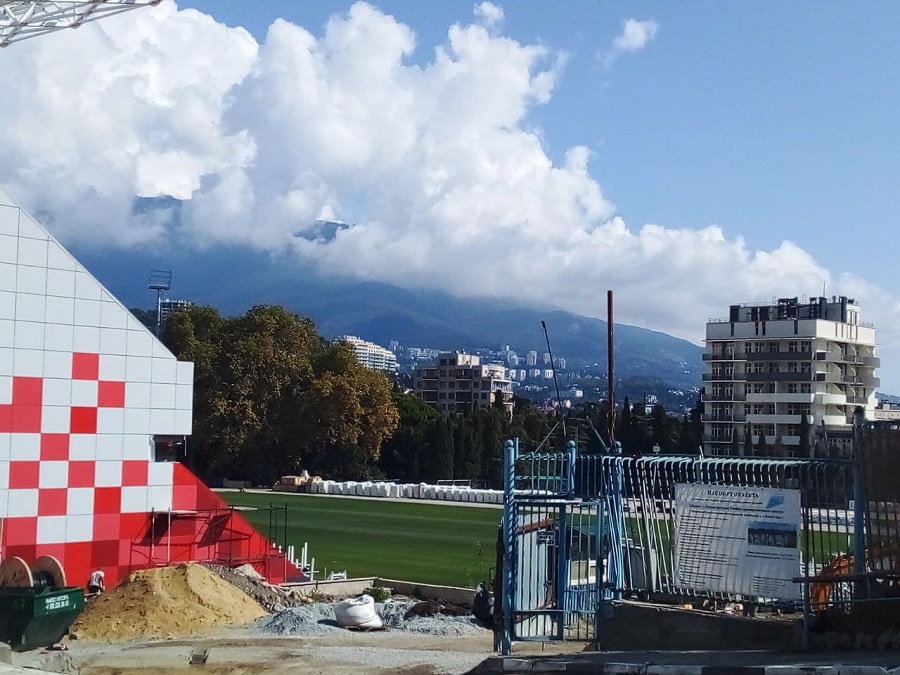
top-left (674, 484), bottom-right (801, 601)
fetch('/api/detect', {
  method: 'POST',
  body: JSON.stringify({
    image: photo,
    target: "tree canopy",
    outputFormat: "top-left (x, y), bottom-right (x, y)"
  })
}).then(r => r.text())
top-left (162, 303), bottom-right (702, 488)
top-left (163, 304), bottom-right (398, 485)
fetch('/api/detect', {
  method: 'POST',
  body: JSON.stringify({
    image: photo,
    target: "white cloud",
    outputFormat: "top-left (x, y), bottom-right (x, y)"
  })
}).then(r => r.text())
top-left (474, 2), bottom-right (504, 29)
top-left (0, 2), bottom-right (256, 245)
top-left (604, 18), bottom-right (659, 64)
top-left (1, 2), bottom-right (900, 388)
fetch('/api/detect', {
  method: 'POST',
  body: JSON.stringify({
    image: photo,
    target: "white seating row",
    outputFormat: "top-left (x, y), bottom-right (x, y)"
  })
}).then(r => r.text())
top-left (307, 480), bottom-right (505, 504)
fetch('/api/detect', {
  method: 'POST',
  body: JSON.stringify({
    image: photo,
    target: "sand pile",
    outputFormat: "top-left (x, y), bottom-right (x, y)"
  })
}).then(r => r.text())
top-left (71, 563), bottom-right (267, 642)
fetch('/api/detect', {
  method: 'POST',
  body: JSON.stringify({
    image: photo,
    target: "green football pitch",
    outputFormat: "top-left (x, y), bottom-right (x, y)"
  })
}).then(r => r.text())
top-left (219, 491), bottom-right (501, 588)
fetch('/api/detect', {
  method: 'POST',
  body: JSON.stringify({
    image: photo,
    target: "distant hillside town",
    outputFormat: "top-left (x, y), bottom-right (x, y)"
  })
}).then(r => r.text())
top-left (335, 333), bottom-right (695, 414)
top-left (134, 292), bottom-right (898, 458)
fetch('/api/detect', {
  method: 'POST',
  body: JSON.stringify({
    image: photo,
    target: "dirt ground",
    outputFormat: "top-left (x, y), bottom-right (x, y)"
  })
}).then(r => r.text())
top-left (13, 629), bottom-right (584, 675)
top-left (7, 564), bottom-right (588, 675)
top-left (13, 628), bottom-right (585, 675)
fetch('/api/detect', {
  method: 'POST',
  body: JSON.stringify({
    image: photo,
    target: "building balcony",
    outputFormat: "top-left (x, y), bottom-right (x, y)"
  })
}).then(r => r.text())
top-left (763, 393), bottom-right (815, 404)
top-left (821, 415), bottom-right (851, 428)
top-left (702, 373), bottom-right (736, 381)
top-left (704, 393), bottom-right (740, 402)
top-left (814, 393), bottom-right (850, 406)
top-left (813, 373), bottom-right (880, 387)
top-left (744, 350), bottom-right (812, 361)
top-left (830, 354), bottom-right (881, 368)
top-left (703, 352), bottom-right (744, 361)
top-left (702, 415), bottom-right (734, 422)
top-left (744, 372), bottom-right (812, 382)
top-left (746, 413), bottom-right (801, 425)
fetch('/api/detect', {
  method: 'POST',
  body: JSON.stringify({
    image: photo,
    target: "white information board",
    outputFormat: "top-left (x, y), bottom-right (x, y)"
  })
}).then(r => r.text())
top-left (674, 484), bottom-right (801, 601)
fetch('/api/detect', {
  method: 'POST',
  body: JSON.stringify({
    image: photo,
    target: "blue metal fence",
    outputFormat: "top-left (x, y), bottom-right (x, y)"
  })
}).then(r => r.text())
top-left (500, 439), bottom-right (604, 654)
top-left (500, 435), bottom-right (890, 653)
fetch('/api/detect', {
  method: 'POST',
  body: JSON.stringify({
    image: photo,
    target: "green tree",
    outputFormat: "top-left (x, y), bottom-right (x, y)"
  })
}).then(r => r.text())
top-left (163, 305), bottom-right (224, 476)
top-left (755, 432), bottom-right (769, 457)
top-left (479, 404), bottom-right (509, 486)
top-left (379, 392), bottom-right (442, 481)
top-left (798, 413), bottom-right (811, 457)
top-left (650, 404), bottom-right (669, 451)
top-left (618, 396), bottom-right (633, 453)
top-left (425, 418), bottom-right (455, 482)
top-left (163, 304), bottom-right (399, 485)
top-left (685, 394), bottom-right (703, 454)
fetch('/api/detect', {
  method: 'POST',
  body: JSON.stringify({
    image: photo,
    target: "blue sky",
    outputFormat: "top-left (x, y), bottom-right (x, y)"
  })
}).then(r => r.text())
top-left (2, 1), bottom-right (899, 389)
top-left (177, 0), bottom-right (900, 288)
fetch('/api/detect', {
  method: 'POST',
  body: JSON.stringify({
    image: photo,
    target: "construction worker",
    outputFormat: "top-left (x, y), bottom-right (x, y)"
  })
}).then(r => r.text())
top-left (87, 568), bottom-right (105, 595)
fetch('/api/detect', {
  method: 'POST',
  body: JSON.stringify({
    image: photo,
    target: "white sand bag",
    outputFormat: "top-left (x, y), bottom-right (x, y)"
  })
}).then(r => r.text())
top-left (333, 594), bottom-right (383, 629)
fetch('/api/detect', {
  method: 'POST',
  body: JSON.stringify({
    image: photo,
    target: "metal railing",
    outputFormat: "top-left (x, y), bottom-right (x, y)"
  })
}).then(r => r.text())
top-left (571, 454), bottom-right (857, 611)
top-left (502, 425), bottom-right (900, 650)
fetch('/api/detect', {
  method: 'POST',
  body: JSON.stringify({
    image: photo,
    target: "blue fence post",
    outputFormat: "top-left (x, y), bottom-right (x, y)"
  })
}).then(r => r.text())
top-left (501, 438), bottom-right (517, 655)
top-left (556, 501), bottom-right (569, 640)
top-left (566, 440), bottom-right (576, 498)
top-left (595, 500), bottom-right (607, 646)
top-left (604, 444), bottom-right (625, 600)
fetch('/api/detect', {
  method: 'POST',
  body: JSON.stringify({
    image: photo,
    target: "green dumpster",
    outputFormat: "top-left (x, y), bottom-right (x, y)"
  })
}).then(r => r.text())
top-left (0, 586), bottom-right (85, 651)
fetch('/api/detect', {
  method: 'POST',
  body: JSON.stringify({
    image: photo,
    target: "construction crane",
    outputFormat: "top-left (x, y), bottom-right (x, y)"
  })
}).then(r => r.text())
top-left (0, 0), bottom-right (162, 48)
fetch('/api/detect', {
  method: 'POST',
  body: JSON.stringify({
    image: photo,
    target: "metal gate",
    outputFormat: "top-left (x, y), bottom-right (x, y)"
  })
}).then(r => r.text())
top-left (500, 439), bottom-right (606, 654)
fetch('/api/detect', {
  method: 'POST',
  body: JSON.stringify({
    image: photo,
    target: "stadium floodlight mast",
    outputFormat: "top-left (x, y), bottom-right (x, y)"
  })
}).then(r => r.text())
top-left (0, 0), bottom-right (162, 48)
top-left (148, 269), bottom-right (171, 338)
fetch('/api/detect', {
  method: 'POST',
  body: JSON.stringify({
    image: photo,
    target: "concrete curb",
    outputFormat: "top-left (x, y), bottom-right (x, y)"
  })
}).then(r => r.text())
top-left (472, 658), bottom-right (900, 675)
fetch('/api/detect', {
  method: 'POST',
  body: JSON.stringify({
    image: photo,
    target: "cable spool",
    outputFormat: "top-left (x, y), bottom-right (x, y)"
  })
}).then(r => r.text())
top-left (31, 555), bottom-right (66, 589)
top-left (0, 556), bottom-right (34, 588)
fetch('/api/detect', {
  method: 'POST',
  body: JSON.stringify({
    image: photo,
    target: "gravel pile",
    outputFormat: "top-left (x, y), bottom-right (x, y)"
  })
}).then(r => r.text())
top-left (379, 601), bottom-right (484, 636)
top-left (257, 603), bottom-right (342, 636)
top-left (256, 599), bottom-right (487, 637)
top-left (204, 564), bottom-right (311, 613)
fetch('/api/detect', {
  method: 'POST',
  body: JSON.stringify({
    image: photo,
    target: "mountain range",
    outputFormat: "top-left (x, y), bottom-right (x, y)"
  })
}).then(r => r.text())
top-left (301, 285), bottom-right (703, 391)
top-left (77, 245), bottom-right (702, 391)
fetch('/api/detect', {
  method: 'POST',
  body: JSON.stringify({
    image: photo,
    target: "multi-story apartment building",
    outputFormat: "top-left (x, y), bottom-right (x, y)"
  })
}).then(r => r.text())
top-left (703, 296), bottom-right (879, 457)
top-left (337, 335), bottom-right (398, 373)
top-left (414, 352), bottom-right (513, 415)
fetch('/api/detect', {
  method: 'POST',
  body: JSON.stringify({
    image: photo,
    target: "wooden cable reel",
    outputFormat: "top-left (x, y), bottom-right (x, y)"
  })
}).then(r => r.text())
top-left (31, 555), bottom-right (66, 589)
top-left (0, 555), bottom-right (66, 589)
top-left (0, 556), bottom-right (33, 588)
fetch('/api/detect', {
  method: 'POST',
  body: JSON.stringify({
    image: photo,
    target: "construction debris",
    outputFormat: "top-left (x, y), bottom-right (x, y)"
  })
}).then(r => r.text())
top-left (203, 563), bottom-right (312, 613)
top-left (70, 563), bottom-right (266, 642)
top-left (256, 600), bottom-right (486, 637)
top-left (272, 470), bottom-right (322, 493)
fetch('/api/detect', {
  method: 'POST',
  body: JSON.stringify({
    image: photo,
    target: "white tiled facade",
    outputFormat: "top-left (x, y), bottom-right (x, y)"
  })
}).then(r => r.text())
top-left (0, 186), bottom-right (197, 583)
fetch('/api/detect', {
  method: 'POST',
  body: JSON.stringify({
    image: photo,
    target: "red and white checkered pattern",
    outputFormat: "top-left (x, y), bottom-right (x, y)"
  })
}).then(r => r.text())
top-left (1, 353), bottom-right (174, 536)
top-left (0, 189), bottom-right (300, 587)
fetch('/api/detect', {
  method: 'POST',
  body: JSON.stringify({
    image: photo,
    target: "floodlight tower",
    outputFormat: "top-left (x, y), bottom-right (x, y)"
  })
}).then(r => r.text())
top-left (0, 1), bottom-right (162, 48)
top-left (148, 269), bottom-right (171, 338)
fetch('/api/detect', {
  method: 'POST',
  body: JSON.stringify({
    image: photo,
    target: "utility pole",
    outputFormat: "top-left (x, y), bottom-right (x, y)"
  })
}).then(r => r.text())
top-left (607, 290), bottom-right (615, 445)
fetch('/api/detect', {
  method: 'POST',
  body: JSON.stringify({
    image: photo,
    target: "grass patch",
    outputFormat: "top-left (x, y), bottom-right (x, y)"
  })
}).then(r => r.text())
top-left (221, 491), bottom-right (500, 588)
